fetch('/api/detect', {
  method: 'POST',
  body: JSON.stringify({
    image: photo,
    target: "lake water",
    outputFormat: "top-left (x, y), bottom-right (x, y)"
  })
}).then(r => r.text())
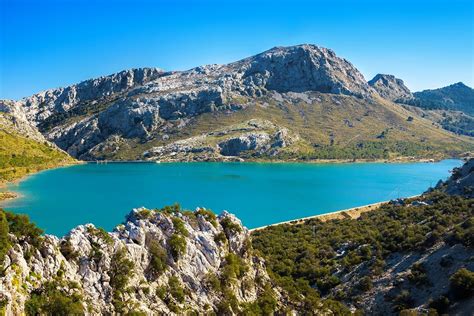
top-left (1, 160), bottom-right (462, 236)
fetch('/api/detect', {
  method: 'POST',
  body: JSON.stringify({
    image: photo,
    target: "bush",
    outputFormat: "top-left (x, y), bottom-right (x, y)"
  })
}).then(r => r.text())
top-left (428, 295), bottom-right (450, 313)
top-left (108, 247), bottom-right (135, 313)
top-left (0, 211), bottom-right (10, 268)
top-left (449, 268), bottom-right (474, 299)
top-left (407, 263), bottom-right (430, 286)
top-left (171, 218), bottom-right (188, 236)
top-left (220, 217), bottom-right (242, 236)
top-left (168, 234), bottom-right (186, 260)
top-left (148, 240), bottom-right (167, 278)
top-left (5, 211), bottom-right (43, 246)
top-left (168, 276), bottom-right (185, 303)
top-left (195, 208), bottom-right (217, 227)
top-left (24, 280), bottom-right (84, 315)
top-left (59, 238), bottom-right (79, 261)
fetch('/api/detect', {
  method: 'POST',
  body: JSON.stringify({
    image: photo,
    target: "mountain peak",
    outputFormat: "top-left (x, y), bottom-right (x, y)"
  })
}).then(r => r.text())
top-left (368, 73), bottom-right (412, 101)
top-left (232, 44), bottom-right (372, 98)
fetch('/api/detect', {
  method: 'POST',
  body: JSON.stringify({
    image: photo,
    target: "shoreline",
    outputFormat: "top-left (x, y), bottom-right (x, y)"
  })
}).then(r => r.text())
top-left (249, 195), bottom-right (420, 232)
top-left (95, 156), bottom-right (451, 164)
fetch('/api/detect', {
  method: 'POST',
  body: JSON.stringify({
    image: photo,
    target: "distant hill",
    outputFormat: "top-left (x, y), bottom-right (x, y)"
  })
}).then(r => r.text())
top-left (413, 82), bottom-right (474, 115)
top-left (368, 75), bottom-right (474, 137)
top-left (1, 45), bottom-right (472, 162)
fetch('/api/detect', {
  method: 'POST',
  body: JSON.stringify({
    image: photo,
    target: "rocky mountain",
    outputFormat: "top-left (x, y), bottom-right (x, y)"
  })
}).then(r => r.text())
top-left (366, 75), bottom-right (474, 137)
top-left (2, 44), bottom-right (472, 161)
top-left (368, 74), bottom-right (413, 102)
top-left (413, 82), bottom-right (474, 116)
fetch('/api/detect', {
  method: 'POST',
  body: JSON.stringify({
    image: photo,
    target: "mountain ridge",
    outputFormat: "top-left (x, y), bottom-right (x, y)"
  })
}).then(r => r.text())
top-left (1, 44), bottom-right (472, 162)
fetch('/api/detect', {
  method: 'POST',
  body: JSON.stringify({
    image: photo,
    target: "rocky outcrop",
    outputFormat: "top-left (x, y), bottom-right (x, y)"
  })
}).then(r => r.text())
top-left (1, 208), bottom-right (283, 315)
top-left (143, 119), bottom-right (299, 161)
top-left (436, 158), bottom-right (473, 197)
top-left (368, 74), bottom-right (413, 102)
top-left (0, 100), bottom-right (48, 143)
top-left (19, 68), bottom-right (165, 124)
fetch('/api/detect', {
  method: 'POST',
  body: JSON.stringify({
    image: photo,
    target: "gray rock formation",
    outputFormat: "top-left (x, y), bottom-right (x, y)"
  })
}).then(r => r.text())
top-left (143, 119), bottom-right (299, 162)
top-left (0, 208), bottom-right (283, 314)
top-left (368, 74), bottom-right (413, 102)
top-left (2, 45), bottom-right (376, 160)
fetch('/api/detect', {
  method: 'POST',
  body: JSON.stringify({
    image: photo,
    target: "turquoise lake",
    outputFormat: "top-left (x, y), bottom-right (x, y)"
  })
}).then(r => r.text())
top-left (1, 159), bottom-right (462, 236)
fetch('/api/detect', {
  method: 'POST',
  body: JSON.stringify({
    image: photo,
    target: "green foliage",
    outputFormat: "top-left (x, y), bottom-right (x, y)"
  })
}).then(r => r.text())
top-left (252, 192), bottom-right (473, 310)
top-left (214, 231), bottom-right (227, 245)
top-left (108, 247), bottom-right (135, 313)
top-left (221, 253), bottom-right (248, 283)
top-left (59, 238), bottom-right (79, 261)
top-left (168, 234), bottom-right (186, 260)
top-left (195, 208), bottom-right (217, 227)
top-left (220, 217), bottom-right (242, 236)
top-left (159, 203), bottom-right (181, 215)
top-left (449, 268), bottom-right (474, 299)
top-left (24, 279), bottom-right (84, 315)
top-left (171, 217), bottom-right (188, 236)
top-left (4, 210), bottom-right (43, 247)
top-left (407, 263), bottom-right (430, 286)
top-left (168, 276), bottom-right (185, 303)
top-left (0, 211), bottom-right (10, 269)
top-left (135, 209), bottom-right (152, 220)
top-left (147, 240), bottom-right (167, 278)
top-left (86, 226), bottom-right (114, 245)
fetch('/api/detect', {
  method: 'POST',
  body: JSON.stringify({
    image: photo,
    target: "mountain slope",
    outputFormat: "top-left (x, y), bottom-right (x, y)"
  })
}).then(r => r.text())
top-left (5, 45), bottom-right (474, 161)
top-left (0, 101), bottom-right (75, 183)
top-left (413, 82), bottom-right (474, 115)
top-left (252, 159), bottom-right (474, 315)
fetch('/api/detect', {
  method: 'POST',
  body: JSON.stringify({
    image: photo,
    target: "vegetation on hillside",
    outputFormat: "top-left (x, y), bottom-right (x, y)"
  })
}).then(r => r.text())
top-left (0, 130), bottom-right (75, 183)
top-left (251, 191), bottom-right (474, 314)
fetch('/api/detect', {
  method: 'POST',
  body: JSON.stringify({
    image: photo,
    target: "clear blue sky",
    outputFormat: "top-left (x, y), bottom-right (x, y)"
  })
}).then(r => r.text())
top-left (0, 0), bottom-right (472, 100)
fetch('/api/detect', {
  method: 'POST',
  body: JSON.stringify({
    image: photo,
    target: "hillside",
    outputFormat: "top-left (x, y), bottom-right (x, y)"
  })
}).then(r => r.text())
top-left (0, 101), bottom-right (75, 183)
top-left (413, 83), bottom-right (474, 116)
top-left (2, 45), bottom-right (472, 162)
top-left (368, 76), bottom-right (474, 137)
top-left (252, 158), bottom-right (474, 315)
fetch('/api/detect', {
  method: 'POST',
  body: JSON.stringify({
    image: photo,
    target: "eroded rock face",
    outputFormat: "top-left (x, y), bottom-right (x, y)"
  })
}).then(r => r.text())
top-left (143, 120), bottom-right (299, 161)
top-left (236, 45), bottom-right (373, 98)
top-left (8, 45), bottom-right (376, 160)
top-left (1, 208), bottom-right (282, 315)
top-left (368, 74), bottom-right (413, 102)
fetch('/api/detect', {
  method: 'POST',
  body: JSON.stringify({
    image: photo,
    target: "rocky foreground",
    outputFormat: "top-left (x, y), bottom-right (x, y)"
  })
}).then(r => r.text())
top-left (1, 207), bottom-right (285, 314)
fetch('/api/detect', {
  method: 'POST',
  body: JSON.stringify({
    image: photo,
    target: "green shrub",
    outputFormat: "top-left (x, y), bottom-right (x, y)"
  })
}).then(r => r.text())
top-left (0, 211), bottom-right (10, 269)
top-left (449, 268), bottom-right (474, 299)
top-left (148, 240), bottom-right (167, 278)
top-left (221, 253), bottom-right (248, 283)
top-left (172, 218), bottom-right (188, 236)
top-left (108, 247), bottom-right (135, 313)
top-left (59, 238), bottom-right (79, 261)
top-left (5, 211), bottom-right (43, 246)
top-left (214, 232), bottom-right (227, 244)
top-left (168, 276), bottom-right (185, 303)
top-left (168, 234), bottom-right (186, 260)
top-left (24, 280), bottom-right (84, 315)
top-left (221, 217), bottom-right (242, 236)
top-left (195, 208), bottom-right (217, 227)
top-left (407, 263), bottom-right (430, 286)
